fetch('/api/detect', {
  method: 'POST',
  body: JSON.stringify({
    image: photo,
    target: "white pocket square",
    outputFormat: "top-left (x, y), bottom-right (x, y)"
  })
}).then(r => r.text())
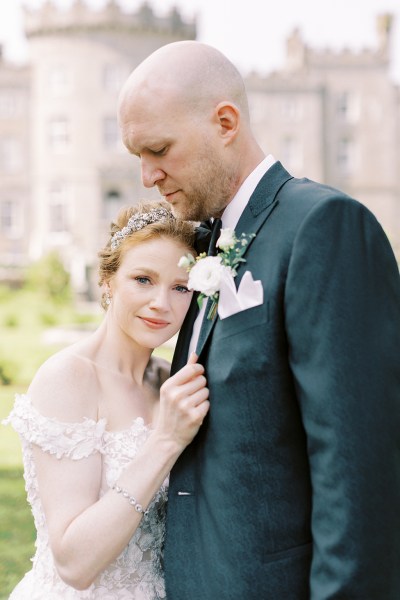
top-left (218, 270), bottom-right (264, 320)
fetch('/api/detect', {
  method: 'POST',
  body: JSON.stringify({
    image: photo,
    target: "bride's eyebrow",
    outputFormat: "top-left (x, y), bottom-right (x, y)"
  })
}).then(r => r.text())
top-left (131, 267), bottom-right (159, 277)
top-left (130, 268), bottom-right (189, 284)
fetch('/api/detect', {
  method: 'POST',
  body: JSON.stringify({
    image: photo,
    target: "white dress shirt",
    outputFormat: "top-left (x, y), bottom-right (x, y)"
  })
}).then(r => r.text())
top-left (187, 154), bottom-right (276, 357)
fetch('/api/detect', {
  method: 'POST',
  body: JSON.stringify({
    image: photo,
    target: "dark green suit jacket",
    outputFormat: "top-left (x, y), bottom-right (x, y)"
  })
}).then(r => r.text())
top-left (164, 162), bottom-right (400, 599)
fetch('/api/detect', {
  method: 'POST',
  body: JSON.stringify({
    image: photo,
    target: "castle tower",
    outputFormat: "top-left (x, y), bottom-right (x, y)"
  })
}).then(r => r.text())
top-left (376, 13), bottom-right (393, 58)
top-left (25, 0), bottom-right (195, 296)
top-left (0, 52), bottom-right (30, 277)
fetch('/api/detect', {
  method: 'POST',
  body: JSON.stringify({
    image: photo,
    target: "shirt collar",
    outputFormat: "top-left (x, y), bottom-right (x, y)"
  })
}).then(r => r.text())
top-left (221, 154), bottom-right (276, 230)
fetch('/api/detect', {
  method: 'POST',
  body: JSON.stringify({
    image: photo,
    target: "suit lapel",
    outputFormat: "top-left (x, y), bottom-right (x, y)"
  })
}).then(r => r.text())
top-left (234, 161), bottom-right (292, 250)
top-left (195, 162), bottom-right (292, 358)
top-left (195, 296), bottom-right (216, 355)
top-left (171, 292), bottom-right (199, 375)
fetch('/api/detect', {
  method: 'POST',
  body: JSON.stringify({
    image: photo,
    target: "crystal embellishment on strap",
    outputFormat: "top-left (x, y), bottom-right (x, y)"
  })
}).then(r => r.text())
top-left (112, 483), bottom-right (149, 516)
top-left (110, 207), bottom-right (174, 249)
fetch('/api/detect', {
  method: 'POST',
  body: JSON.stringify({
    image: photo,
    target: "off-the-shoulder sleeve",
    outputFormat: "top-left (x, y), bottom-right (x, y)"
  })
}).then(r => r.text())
top-left (2, 393), bottom-right (107, 460)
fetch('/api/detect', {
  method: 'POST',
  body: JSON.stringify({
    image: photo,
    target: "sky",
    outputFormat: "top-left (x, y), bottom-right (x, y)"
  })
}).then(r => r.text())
top-left (0, 0), bottom-right (399, 82)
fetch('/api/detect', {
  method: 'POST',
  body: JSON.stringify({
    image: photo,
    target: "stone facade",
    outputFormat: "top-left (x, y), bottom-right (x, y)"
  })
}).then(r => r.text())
top-left (0, 2), bottom-right (398, 296)
top-left (0, 57), bottom-right (31, 279)
top-left (247, 13), bottom-right (399, 256)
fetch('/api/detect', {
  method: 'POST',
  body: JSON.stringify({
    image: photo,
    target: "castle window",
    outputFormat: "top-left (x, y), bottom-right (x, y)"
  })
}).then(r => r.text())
top-left (49, 182), bottom-right (69, 233)
top-left (103, 189), bottom-right (122, 221)
top-left (103, 117), bottom-right (120, 148)
top-left (282, 136), bottom-right (303, 172)
top-left (49, 118), bottom-right (70, 152)
top-left (49, 65), bottom-right (70, 96)
top-left (337, 138), bottom-right (356, 174)
top-left (0, 137), bottom-right (23, 172)
top-left (0, 91), bottom-right (23, 119)
top-left (282, 98), bottom-right (302, 121)
top-left (103, 65), bottom-right (127, 93)
top-left (337, 92), bottom-right (359, 123)
top-left (0, 199), bottom-right (21, 237)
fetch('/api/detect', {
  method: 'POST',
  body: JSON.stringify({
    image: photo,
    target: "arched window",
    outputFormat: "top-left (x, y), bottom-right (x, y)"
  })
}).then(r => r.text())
top-left (103, 189), bottom-right (122, 221)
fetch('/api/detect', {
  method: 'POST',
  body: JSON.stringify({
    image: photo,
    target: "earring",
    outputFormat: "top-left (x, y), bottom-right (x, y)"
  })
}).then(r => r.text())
top-left (105, 291), bottom-right (112, 306)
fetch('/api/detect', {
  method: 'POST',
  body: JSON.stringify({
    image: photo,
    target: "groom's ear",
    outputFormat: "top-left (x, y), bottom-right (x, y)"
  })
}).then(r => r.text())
top-left (213, 101), bottom-right (240, 146)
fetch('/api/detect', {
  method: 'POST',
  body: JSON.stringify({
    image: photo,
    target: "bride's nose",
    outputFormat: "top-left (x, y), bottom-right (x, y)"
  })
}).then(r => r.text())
top-left (148, 286), bottom-right (170, 311)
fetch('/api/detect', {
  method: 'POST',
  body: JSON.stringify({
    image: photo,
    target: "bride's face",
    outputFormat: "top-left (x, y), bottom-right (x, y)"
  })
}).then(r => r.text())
top-left (108, 237), bottom-right (193, 349)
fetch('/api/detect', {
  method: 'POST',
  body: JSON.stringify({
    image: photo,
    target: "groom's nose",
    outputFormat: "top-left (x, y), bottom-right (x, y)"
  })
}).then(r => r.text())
top-left (141, 158), bottom-right (166, 188)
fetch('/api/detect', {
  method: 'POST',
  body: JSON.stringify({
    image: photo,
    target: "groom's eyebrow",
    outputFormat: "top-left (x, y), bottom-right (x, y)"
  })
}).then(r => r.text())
top-left (127, 136), bottom-right (169, 157)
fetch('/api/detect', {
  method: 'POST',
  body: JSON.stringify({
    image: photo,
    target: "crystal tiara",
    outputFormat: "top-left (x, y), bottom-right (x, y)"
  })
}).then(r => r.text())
top-left (110, 207), bottom-right (174, 250)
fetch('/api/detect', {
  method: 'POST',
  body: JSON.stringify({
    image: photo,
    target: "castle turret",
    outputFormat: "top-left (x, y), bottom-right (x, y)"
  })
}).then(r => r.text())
top-left (24, 0), bottom-right (195, 296)
top-left (376, 13), bottom-right (393, 59)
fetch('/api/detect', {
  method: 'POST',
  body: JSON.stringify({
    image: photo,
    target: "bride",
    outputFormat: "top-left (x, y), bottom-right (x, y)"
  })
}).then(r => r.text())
top-left (3, 200), bottom-right (209, 599)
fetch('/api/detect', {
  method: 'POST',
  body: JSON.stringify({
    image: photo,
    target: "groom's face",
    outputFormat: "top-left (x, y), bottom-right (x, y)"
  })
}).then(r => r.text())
top-left (154, 135), bottom-right (238, 222)
top-left (120, 95), bottom-right (238, 221)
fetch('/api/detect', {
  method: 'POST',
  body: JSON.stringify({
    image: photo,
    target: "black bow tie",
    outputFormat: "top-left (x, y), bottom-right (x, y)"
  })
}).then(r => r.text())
top-left (194, 218), bottom-right (222, 256)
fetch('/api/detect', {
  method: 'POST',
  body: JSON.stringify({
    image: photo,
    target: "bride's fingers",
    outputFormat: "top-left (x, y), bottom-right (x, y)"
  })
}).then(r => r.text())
top-left (193, 399), bottom-right (210, 422)
top-left (187, 352), bottom-right (198, 365)
top-left (190, 388), bottom-right (210, 407)
top-left (165, 375), bottom-right (208, 407)
top-left (166, 361), bottom-right (204, 388)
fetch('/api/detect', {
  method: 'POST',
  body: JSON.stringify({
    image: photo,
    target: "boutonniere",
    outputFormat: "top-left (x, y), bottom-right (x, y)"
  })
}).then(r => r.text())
top-left (178, 228), bottom-right (255, 320)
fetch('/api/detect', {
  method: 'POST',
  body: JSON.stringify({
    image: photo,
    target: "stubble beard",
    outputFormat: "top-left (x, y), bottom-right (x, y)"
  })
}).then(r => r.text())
top-left (165, 154), bottom-right (239, 222)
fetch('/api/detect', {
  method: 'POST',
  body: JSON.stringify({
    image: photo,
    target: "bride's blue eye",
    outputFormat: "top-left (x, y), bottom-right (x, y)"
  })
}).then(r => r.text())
top-left (175, 285), bottom-right (189, 294)
top-left (135, 276), bottom-right (151, 285)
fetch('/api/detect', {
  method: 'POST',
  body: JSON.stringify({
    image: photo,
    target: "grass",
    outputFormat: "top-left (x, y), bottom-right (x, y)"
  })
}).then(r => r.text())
top-left (0, 386), bottom-right (35, 598)
top-left (0, 387), bottom-right (23, 468)
top-left (0, 288), bottom-right (101, 386)
top-left (0, 468), bottom-right (35, 599)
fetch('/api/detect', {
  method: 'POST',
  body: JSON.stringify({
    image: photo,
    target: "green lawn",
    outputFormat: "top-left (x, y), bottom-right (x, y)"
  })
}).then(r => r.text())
top-left (0, 468), bottom-right (35, 599)
top-left (0, 386), bottom-right (35, 598)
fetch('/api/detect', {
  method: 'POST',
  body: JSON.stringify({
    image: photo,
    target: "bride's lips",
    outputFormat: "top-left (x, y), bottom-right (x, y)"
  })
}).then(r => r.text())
top-left (139, 316), bottom-right (170, 329)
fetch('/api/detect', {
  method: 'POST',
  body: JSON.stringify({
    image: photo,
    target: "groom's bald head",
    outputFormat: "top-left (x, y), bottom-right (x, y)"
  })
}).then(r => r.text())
top-left (118, 41), bottom-right (250, 123)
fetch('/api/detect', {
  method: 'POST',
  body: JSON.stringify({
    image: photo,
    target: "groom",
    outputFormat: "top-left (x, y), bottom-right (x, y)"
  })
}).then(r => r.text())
top-left (118, 41), bottom-right (400, 599)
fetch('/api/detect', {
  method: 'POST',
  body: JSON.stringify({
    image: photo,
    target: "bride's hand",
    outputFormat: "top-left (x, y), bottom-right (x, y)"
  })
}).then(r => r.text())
top-left (157, 353), bottom-right (210, 450)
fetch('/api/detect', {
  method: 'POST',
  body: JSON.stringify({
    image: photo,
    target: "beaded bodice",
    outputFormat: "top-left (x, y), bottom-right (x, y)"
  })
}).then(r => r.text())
top-left (4, 394), bottom-right (168, 599)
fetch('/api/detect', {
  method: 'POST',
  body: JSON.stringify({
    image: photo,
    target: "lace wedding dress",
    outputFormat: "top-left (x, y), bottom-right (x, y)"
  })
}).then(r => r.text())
top-left (3, 394), bottom-right (168, 599)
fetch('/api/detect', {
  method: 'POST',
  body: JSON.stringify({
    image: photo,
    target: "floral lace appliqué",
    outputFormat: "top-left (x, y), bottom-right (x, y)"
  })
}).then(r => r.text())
top-left (3, 394), bottom-right (168, 599)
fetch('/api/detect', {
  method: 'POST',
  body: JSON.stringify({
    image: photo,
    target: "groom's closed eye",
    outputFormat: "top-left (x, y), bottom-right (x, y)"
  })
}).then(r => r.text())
top-left (150, 146), bottom-right (168, 156)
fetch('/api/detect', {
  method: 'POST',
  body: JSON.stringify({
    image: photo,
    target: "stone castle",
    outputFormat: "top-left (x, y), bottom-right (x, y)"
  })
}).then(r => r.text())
top-left (0, 1), bottom-right (398, 297)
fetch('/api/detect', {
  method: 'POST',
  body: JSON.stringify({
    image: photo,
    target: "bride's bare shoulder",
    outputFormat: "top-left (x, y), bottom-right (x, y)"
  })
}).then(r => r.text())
top-left (27, 346), bottom-right (99, 422)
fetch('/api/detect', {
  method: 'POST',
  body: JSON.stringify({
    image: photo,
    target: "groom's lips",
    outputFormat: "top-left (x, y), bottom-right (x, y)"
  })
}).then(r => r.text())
top-left (162, 190), bottom-right (179, 203)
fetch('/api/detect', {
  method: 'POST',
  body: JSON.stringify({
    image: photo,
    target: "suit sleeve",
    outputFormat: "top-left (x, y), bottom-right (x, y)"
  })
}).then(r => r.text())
top-left (284, 195), bottom-right (400, 599)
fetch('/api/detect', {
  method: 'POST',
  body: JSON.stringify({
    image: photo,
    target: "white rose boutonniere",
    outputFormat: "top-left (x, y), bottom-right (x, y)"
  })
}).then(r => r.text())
top-left (187, 255), bottom-right (226, 298)
top-left (216, 227), bottom-right (236, 251)
top-left (179, 228), bottom-right (255, 320)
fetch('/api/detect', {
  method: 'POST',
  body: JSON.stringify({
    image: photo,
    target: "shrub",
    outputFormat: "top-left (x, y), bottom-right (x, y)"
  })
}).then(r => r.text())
top-left (72, 312), bottom-right (100, 326)
top-left (4, 314), bottom-right (19, 328)
top-left (0, 358), bottom-right (19, 386)
top-left (39, 312), bottom-right (58, 326)
top-left (0, 285), bottom-right (12, 302)
top-left (24, 252), bottom-right (72, 304)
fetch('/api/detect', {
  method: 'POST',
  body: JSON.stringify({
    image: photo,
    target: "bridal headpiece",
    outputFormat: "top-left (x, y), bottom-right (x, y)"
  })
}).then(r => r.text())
top-left (110, 206), bottom-right (175, 250)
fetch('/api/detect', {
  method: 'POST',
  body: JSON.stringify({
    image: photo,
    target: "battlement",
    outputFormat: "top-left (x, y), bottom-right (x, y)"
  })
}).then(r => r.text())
top-left (284, 13), bottom-right (394, 73)
top-left (23, 0), bottom-right (196, 39)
